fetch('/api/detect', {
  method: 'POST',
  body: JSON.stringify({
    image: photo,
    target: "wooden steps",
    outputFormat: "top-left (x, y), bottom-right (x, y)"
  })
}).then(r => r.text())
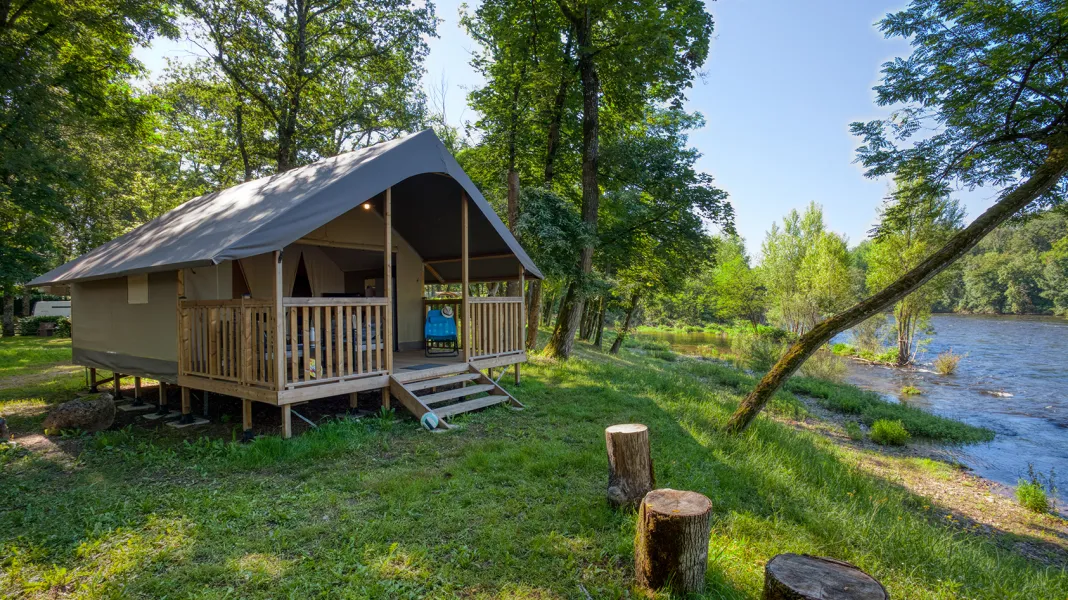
top-left (387, 364), bottom-right (523, 429)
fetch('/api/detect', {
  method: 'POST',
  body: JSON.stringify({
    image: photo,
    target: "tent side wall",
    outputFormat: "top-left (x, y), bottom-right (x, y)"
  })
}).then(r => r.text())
top-left (71, 272), bottom-right (179, 383)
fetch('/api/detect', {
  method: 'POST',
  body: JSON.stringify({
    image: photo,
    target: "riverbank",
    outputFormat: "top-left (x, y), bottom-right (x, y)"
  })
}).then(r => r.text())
top-left (1, 335), bottom-right (1066, 597)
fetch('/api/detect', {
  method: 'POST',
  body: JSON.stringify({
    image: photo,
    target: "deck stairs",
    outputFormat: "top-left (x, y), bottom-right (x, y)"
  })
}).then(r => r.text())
top-left (388, 363), bottom-right (523, 429)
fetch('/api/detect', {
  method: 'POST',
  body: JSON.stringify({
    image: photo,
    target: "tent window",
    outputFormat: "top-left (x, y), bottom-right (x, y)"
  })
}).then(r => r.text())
top-left (128, 274), bottom-right (149, 304)
top-left (291, 254), bottom-right (312, 297)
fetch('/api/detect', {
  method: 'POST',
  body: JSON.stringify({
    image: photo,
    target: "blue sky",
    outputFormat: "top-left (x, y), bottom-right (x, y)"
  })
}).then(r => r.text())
top-left (136, 0), bottom-right (999, 258)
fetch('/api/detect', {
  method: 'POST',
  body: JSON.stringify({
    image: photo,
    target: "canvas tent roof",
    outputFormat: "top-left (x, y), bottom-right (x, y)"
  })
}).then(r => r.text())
top-left (31, 130), bottom-right (542, 286)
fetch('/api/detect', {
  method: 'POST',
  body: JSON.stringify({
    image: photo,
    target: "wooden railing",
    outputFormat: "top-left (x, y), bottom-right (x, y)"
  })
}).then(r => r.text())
top-left (282, 297), bottom-right (389, 388)
top-left (181, 299), bottom-right (278, 388)
top-left (468, 296), bottom-right (524, 359)
top-left (179, 297), bottom-right (390, 391)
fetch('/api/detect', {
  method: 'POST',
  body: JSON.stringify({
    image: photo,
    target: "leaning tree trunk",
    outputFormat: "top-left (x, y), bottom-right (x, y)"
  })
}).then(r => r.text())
top-left (634, 489), bottom-right (713, 595)
top-left (609, 291), bottom-right (640, 354)
top-left (763, 554), bottom-right (888, 600)
top-left (725, 138), bottom-right (1068, 434)
top-left (605, 424), bottom-right (654, 509)
top-left (543, 19), bottom-right (600, 360)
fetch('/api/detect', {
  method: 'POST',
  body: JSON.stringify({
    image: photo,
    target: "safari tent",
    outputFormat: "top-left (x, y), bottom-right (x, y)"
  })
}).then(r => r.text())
top-left (30, 130), bottom-right (542, 435)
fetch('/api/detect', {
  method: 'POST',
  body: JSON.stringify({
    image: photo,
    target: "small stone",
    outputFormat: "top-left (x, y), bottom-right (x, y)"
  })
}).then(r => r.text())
top-left (42, 393), bottom-right (116, 434)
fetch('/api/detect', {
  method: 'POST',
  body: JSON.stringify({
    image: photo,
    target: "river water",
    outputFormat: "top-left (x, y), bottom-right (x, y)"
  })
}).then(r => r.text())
top-left (637, 315), bottom-right (1068, 501)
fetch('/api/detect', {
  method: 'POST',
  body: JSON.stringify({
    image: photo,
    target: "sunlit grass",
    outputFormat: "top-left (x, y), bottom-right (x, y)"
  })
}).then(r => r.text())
top-left (0, 336), bottom-right (73, 377)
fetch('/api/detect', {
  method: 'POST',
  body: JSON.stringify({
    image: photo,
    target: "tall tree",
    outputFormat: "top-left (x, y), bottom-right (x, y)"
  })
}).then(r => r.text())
top-left (181, 0), bottom-right (435, 172)
top-left (542, 0), bottom-right (714, 359)
top-left (0, 0), bottom-right (177, 334)
top-left (867, 180), bottom-right (964, 365)
top-left (727, 0), bottom-right (1068, 434)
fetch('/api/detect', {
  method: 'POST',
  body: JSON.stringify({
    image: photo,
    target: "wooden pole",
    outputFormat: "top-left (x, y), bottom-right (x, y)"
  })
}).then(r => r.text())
top-left (242, 399), bottom-right (253, 433)
top-left (605, 424), bottom-right (654, 509)
top-left (634, 489), bottom-right (713, 595)
top-left (89, 368), bottom-right (97, 392)
top-left (273, 250), bottom-right (286, 390)
top-left (763, 554), bottom-right (888, 600)
top-left (516, 266), bottom-right (524, 385)
top-left (383, 187), bottom-right (393, 408)
top-left (180, 387), bottom-right (192, 423)
top-left (134, 377), bottom-right (141, 398)
top-left (113, 372), bottom-right (122, 398)
top-left (461, 193), bottom-right (470, 362)
top-left (157, 382), bottom-right (168, 414)
top-left (281, 405), bottom-right (292, 439)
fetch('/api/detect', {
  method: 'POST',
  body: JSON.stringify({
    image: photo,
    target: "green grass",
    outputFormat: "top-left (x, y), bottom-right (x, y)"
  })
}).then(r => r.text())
top-left (784, 376), bottom-right (993, 444)
top-left (0, 336), bottom-right (73, 377)
top-left (1, 338), bottom-right (1063, 598)
top-left (870, 419), bottom-right (911, 446)
top-left (1016, 481), bottom-right (1051, 514)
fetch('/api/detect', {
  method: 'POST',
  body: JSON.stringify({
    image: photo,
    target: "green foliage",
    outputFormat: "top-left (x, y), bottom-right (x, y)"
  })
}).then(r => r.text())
top-left (900, 386), bottom-right (922, 396)
top-left (933, 350), bottom-right (963, 375)
top-left (843, 421), bottom-right (865, 441)
top-left (870, 419), bottom-right (911, 446)
top-left (649, 349), bottom-right (677, 362)
top-left (1016, 465), bottom-right (1056, 514)
top-left (16, 316), bottom-right (69, 337)
top-left (1042, 234), bottom-right (1068, 315)
top-left (797, 350), bottom-right (847, 383)
top-left (729, 329), bottom-right (785, 373)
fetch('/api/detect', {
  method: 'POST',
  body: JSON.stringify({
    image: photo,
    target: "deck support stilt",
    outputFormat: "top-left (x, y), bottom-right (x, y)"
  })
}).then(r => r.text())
top-left (179, 387), bottom-right (193, 424)
top-left (381, 387), bottom-right (391, 410)
top-left (90, 368), bottom-right (98, 392)
top-left (157, 382), bottom-right (168, 414)
top-left (113, 372), bottom-right (122, 399)
top-left (281, 405), bottom-right (292, 438)
top-left (131, 377), bottom-right (145, 406)
top-left (348, 392), bottom-right (358, 410)
top-left (242, 399), bottom-right (254, 442)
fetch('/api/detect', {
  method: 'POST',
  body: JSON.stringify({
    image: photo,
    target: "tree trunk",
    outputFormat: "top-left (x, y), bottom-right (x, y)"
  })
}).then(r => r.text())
top-left (21, 286), bottom-right (31, 317)
top-left (506, 169), bottom-right (521, 297)
top-left (593, 294), bottom-right (606, 349)
top-left (543, 15), bottom-right (600, 360)
top-left (235, 100), bottom-right (253, 182)
top-left (543, 34), bottom-right (573, 187)
top-left (579, 299), bottom-right (594, 340)
top-left (2, 293), bottom-right (14, 337)
top-left (725, 137), bottom-right (1068, 434)
top-left (634, 489), bottom-right (712, 596)
top-left (526, 279), bottom-right (541, 351)
top-left (605, 424), bottom-right (654, 509)
top-left (763, 554), bottom-right (888, 600)
top-left (610, 291), bottom-right (640, 354)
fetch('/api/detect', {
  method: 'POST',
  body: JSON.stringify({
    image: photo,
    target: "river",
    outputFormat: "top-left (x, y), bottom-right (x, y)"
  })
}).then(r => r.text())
top-left (636, 315), bottom-right (1068, 501)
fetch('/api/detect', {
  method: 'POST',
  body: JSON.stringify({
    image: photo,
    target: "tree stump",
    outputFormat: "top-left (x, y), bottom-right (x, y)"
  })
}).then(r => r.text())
top-left (605, 424), bottom-right (654, 509)
top-left (634, 488), bottom-right (713, 595)
top-left (763, 554), bottom-right (888, 599)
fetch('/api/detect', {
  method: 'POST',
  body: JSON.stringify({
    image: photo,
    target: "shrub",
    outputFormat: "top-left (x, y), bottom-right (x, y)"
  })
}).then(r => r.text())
top-left (798, 350), bottom-right (847, 382)
top-left (730, 331), bottom-right (784, 372)
top-left (870, 419), bottom-right (910, 446)
top-left (900, 386), bottom-right (922, 396)
top-left (843, 421), bottom-right (864, 441)
top-left (55, 317), bottom-right (71, 337)
top-left (17, 315), bottom-right (68, 336)
top-left (1016, 464), bottom-right (1056, 513)
top-left (933, 350), bottom-right (963, 375)
top-left (1016, 481), bottom-right (1050, 513)
top-left (650, 349), bottom-right (677, 362)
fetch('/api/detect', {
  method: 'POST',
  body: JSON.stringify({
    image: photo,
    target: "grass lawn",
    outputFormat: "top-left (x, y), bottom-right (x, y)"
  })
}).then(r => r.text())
top-left (1, 336), bottom-right (1065, 598)
top-left (0, 336), bottom-right (73, 378)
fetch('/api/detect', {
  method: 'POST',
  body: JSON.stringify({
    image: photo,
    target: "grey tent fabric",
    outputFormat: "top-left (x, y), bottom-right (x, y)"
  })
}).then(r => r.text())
top-left (30, 130), bottom-right (542, 286)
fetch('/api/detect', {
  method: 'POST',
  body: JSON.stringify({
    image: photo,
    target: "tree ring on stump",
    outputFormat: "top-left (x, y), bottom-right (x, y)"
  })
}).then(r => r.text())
top-left (606, 423), bottom-right (648, 435)
top-left (764, 553), bottom-right (888, 599)
top-left (642, 488), bottom-right (711, 517)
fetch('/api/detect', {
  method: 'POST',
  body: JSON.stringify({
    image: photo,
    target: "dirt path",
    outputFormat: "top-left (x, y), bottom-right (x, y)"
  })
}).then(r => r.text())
top-left (0, 363), bottom-right (81, 391)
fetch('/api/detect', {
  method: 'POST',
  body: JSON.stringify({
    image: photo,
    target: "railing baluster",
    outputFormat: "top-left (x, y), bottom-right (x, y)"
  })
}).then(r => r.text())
top-left (345, 306), bottom-right (353, 376)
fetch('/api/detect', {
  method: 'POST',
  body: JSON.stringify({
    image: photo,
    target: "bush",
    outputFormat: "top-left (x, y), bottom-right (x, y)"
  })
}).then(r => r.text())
top-left (730, 330), bottom-right (784, 372)
top-left (843, 421), bottom-right (864, 441)
top-left (1016, 481), bottom-right (1050, 513)
top-left (900, 386), bottom-right (922, 396)
top-left (933, 350), bottom-right (963, 375)
top-left (870, 419), bottom-right (910, 446)
top-left (798, 349), bottom-right (847, 382)
top-left (650, 349), bottom-right (677, 362)
top-left (17, 315), bottom-right (69, 336)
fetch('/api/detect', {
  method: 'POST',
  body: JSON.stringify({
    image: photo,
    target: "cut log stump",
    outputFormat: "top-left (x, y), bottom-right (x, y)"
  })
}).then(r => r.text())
top-left (605, 424), bottom-right (654, 509)
top-left (763, 553), bottom-right (889, 599)
top-left (634, 488), bottom-right (712, 595)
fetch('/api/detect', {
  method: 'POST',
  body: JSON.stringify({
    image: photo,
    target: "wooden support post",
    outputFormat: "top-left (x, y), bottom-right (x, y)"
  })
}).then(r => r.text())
top-left (349, 392), bottom-right (358, 409)
top-left (113, 373), bottom-right (123, 398)
top-left (179, 387), bottom-right (193, 424)
top-left (461, 193), bottom-right (470, 362)
top-left (273, 250), bottom-right (286, 389)
top-left (134, 377), bottom-right (141, 398)
top-left (763, 554), bottom-right (888, 599)
top-left (281, 405), bottom-right (292, 439)
top-left (176, 269), bottom-right (185, 380)
top-left (606, 424), bottom-right (655, 509)
top-left (383, 187), bottom-right (393, 403)
top-left (158, 382), bottom-right (168, 411)
top-left (89, 368), bottom-right (97, 392)
top-left (634, 489), bottom-right (713, 596)
top-left (242, 399), bottom-right (253, 431)
top-left (517, 266), bottom-right (525, 385)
